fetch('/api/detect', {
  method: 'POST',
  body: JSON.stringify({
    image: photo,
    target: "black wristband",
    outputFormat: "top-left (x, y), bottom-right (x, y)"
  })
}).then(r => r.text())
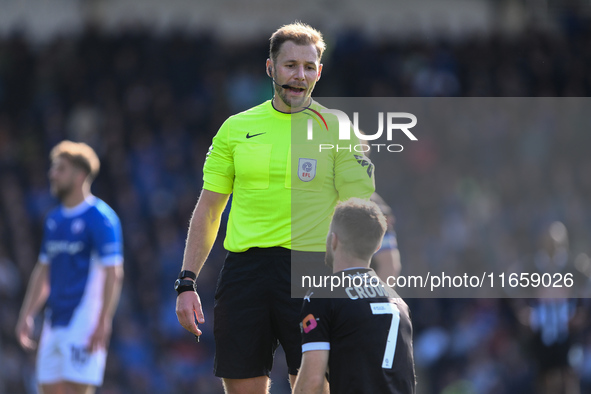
top-left (174, 279), bottom-right (196, 295)
top-left (178, 270), bottom-right (197, 281)
top-left (176, 286), bottom-right (195, 295)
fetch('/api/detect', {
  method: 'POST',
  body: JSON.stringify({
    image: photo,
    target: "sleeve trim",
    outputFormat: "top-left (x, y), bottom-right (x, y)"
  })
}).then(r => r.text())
top-left (203, 181), bottom-right (233, 195)
top-left (302, 342), bottom-right (330, 352)
top-left (100, 255), bottom-right (124, 266)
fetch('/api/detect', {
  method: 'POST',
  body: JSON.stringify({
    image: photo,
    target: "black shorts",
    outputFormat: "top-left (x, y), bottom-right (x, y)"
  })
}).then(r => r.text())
top-left (213, 247), bottom-right (327, 379)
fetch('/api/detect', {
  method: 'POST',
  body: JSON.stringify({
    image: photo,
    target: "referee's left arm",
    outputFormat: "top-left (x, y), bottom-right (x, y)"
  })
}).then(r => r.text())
top-left (334, 142), bottom-right (375, 201)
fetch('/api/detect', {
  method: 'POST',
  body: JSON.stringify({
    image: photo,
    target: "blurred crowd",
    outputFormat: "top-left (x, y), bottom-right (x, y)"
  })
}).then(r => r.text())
top-left (1, 14), bottom-right (591, 394)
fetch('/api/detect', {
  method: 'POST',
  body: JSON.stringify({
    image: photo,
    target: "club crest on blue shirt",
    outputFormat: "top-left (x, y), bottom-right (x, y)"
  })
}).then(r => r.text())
top-left (71, 218), bottom-right (85, 234)
top-left (47, 218), bottom-right (57, 232)
top-left (298, 158), bottom-right (317, 182)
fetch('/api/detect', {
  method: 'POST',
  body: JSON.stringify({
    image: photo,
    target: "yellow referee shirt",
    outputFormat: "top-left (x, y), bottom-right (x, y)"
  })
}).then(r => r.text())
top-left (203, 100), bottom-right (375, 252)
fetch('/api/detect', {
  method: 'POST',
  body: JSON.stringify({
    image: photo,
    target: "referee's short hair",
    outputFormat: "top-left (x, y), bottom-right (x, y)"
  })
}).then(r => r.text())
top-left (269, 22), bottom-right (326, 63)
top-left (331, 198), bottom-right (387, 260)
top-left (50, 140), bottom-right (100, 181)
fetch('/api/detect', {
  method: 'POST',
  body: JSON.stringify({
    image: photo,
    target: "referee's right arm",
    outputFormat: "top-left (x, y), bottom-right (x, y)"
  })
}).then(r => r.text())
top-left (175, 189), bottom-right (230, 336)
top-left (177, 118), bottom-right (234, 336)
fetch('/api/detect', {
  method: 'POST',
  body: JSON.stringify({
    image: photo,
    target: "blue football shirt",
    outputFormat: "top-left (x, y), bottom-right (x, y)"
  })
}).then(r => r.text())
top-left (39, 196), bottom-right (123, 327)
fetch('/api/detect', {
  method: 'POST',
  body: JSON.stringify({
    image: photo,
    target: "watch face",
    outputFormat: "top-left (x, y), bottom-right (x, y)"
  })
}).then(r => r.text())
top-left (174, 278), bottom-right (181, 290)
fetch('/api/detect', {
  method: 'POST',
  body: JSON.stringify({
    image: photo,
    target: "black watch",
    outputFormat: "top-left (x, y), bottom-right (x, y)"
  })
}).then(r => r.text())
top-left (178, 270), bottom-right (197, 281)
top-left (174, 279), bottom-right (195, 295)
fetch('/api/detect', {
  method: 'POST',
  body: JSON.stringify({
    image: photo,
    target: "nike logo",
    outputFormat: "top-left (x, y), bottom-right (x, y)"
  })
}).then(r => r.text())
top-left (246, 132), bottom-right (266, 139)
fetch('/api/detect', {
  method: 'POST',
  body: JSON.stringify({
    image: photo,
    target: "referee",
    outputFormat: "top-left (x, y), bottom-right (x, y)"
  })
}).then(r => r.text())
top-left (175, 22), bottom-right (375, 393)
top-left (294, 198), bottom-right (416, 394)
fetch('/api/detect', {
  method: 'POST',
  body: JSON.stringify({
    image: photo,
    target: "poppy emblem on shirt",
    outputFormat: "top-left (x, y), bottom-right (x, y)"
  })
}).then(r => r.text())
top-left (71, 219), bottom-right (85, 234)
top-left (298, 158), bottom-right (317, 182)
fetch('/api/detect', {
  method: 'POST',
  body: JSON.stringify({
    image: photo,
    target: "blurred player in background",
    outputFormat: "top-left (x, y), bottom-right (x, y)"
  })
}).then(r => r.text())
top-left (294, 198), bottom-right (415, 394)
top-left (175, 22), bottom-right (374, 394)
top-left (512, 221), bottom-right (587, 394)
top-left (16, 141), bottom-right (124, 394)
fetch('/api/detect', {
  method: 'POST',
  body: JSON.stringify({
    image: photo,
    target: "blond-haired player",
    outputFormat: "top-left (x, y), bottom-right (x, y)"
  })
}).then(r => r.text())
top-left (17, 140), bottom-right (124, 394)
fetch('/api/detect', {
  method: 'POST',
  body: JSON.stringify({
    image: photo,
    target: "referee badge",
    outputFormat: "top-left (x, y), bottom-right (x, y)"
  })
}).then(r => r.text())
top-left (298, 158), bottom-right (317, 182)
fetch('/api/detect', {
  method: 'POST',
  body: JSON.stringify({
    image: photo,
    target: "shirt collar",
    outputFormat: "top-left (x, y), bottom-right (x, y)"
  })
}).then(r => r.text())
top-left (61, 196), bottom-right (96, 217)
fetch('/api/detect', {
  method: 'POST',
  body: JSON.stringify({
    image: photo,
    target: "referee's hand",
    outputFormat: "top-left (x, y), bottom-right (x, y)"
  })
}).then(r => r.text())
top-left (176, 290), bottom-right (205, 338)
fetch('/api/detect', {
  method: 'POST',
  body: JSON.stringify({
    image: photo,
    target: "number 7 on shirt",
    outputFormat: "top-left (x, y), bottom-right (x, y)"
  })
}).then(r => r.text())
top-left (370, 302), bottom-right (401, 369)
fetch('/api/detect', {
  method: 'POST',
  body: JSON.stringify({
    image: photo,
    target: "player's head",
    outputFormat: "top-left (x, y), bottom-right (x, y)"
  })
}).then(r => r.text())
top-left (326, 198), bottom-right (387, 269)
top-left (49, 140), bottom-right (100, 200)
top-left (267, 22), bottom-right (325, 111)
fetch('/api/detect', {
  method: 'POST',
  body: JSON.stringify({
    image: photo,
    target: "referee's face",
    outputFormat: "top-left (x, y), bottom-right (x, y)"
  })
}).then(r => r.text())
top-left (270, 41), bottom-right (322, 112)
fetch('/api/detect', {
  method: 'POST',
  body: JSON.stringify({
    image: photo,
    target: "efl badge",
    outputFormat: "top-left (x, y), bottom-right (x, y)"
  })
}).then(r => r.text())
top-left (298, 158), bottom-right (317, 182)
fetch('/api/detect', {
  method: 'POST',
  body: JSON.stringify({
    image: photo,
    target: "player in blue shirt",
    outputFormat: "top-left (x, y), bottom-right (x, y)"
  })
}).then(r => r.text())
top-left (16, 141), bottom-right (124, 394)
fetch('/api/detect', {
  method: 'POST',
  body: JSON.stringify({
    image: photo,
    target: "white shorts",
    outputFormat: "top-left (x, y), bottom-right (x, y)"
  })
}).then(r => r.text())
top-left (36, 323), bottom-right (107, 386)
